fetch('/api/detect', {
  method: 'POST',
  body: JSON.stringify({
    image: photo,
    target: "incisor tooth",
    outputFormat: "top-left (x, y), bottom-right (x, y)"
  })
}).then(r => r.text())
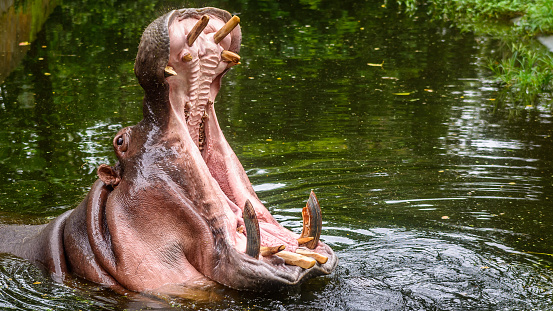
top-left (187, 15), bottom-right (210, 46)
top-left (276, 251), bottom-right (316, 269)
top-left (260, 245), bottom-right (285, 257)
top-left (297, 237), bottom-right (314, 245)
top-left (295, 248), bottom-right (328, 264)
top-left (221, 50), bottom-right (240, 63)
top-left (214, 15), bottom-right (240, 44)
top-left (221, 50), bottom-right (240, 68)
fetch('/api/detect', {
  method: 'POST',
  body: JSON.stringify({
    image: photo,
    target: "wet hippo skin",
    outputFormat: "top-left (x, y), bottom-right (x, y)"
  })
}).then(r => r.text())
top-left (0, 7), bottom-right (337, 294)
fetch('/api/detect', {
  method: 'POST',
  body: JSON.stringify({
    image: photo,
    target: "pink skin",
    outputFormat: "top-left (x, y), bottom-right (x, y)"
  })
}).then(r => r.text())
top-left (166, 15), bottom-right (304, 255)
top-left (72, 9), bottom-right (336, 293)
top-left (0, 8), bottom-right (336, 297)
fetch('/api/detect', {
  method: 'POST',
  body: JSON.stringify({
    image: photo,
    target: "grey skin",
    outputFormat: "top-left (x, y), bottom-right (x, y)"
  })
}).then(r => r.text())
top-left (0, 7), bottom-right (337, 294)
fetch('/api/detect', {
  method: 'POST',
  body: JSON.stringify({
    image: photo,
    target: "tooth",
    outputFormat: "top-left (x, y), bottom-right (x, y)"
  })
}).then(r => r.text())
top-left (213, 15), bottom-right (240, 44)
top-left (221, 50), bottom-right (240, 68)
top-left (184, 102), bottom-right (191, 121)
top-left (299, 191), bottom-right (322, 249)
top-left (243, 200), bottom-right (260, 258)
top-left (276, 251), bottom-right (316, 269)
top-left (295, 248), bottom-right (328, 264)
top-left (221, 50), bottom-right (240, 63)
top-left (260, 245), bottom-right (285, 257)
top-left (297, 237), bottom-right (314, 245)
top-left (187, 15), bottom-right (210, 46)
top-left (164, 65), bottom-right (177, 76)
top-left (181, 53), bottom-right (193, 62)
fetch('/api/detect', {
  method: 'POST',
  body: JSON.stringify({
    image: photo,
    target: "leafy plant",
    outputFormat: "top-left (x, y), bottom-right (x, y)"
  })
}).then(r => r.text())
top-left (397, 0), bottom-right (553, 113)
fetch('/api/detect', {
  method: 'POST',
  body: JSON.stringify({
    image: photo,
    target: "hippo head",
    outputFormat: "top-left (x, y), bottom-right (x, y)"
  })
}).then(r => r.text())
top-left (93, 7), bottom-right (337, 293)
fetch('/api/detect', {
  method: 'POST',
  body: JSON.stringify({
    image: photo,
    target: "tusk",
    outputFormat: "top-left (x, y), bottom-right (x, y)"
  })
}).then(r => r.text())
top-left (221, 50), bottom-right (240, 63)
top-left (213, 15), bottom-right (240, 44)
top-left (181, 53), bottom-right (193, 62)
top-left (297, 237), bottom-right (314, 245)
top-left (164, 65), bottom-right (177, 77)
top-left (295, 248), bottom-right (328, 264)
top-left (187, 15), bottom-right (210, 46)
top-left (260, 245), bottom-right (285, 257)
top-left (243, 200), bottom-right (260, 258)
top-left (276, 251), bottom-right (316, 269)
top-left (221, 50), bottom-right (241, 68)
top-left (299, 191), bottom-right (322, 249)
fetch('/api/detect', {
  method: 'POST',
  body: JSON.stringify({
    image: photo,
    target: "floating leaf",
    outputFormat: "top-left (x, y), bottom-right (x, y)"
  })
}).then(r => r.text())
top-left (367, 61), bottom-right (384, 67)
top-left (393, 92), bottom-right (411, 96)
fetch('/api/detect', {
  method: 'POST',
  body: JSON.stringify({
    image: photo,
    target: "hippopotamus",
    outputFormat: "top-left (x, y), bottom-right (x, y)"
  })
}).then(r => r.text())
top-left (0, 7), bottom-right (337, 294)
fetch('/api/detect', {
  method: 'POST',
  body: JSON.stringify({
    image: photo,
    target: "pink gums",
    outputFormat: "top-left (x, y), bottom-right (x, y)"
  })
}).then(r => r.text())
top-left (166, 15), bottom-right (303, 255)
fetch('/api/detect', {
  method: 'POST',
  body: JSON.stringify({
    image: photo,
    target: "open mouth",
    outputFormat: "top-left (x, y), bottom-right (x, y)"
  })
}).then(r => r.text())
top-left (133, 8), bottom-right (337, 290)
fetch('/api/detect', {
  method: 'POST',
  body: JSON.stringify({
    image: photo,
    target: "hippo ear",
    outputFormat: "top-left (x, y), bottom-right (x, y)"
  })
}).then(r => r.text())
top-left (97, 164), bottom-right (121, 187)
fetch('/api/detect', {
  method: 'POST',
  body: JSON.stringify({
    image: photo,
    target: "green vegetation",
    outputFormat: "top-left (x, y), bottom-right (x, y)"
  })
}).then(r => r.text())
top-left (489, 43), bottom-right (553, 110)
top-left (398, 0), bottom-right (553, 114)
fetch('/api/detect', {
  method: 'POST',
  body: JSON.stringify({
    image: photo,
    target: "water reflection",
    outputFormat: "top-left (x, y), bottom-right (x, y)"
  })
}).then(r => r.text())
top-left (0, 0), bottom-right (60, 83)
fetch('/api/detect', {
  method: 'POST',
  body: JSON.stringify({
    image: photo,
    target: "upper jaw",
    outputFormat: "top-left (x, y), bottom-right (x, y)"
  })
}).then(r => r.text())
top-left (164, 9), bottom-right (240, 149)
top-left (137, 8), bottom-right (337, 289)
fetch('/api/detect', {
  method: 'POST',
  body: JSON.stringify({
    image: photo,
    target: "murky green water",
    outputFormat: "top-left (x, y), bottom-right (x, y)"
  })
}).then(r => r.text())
top-left (2, 0), bottom-right (553, 309)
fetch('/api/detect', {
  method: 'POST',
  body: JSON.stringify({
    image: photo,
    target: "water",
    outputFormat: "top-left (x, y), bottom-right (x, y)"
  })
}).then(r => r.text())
top-left (1, 0), bottom-right (553, 309)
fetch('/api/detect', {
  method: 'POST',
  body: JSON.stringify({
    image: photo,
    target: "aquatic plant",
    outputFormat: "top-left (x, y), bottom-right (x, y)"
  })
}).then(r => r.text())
top-left (489, 43), bottom-right (553, 112)
top-left (397, 0), bottom-right (553, 113)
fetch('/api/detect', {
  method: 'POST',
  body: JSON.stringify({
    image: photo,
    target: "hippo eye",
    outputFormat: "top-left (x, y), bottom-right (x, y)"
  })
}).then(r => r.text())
top-left (114, 132), bottom-right (129, 153)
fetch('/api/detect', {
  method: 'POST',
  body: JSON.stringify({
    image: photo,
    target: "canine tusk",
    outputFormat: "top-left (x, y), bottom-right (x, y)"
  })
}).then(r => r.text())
top-left (187, 15), bottom-right (210, 46)
top-left (181, 53), bottom-right (193, 62)
top-left (213, 15), bottom-right (240, 44)
top-left (298, 191), bottom-right (322, 249)
top-left (276, 251), bottom-right (316, 269)
top-left (260, 245), bottom-right (285, 257)
top-left (295, 248), bottom-right (328, 264)
top-left (243, 200), bottom-right (260, 258)
top-left (164, 65), bottom-right (177, 77)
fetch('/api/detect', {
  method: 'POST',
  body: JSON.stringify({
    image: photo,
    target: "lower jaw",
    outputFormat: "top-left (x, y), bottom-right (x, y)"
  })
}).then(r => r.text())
top-left (185, 105), bottom-right (329, 271)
